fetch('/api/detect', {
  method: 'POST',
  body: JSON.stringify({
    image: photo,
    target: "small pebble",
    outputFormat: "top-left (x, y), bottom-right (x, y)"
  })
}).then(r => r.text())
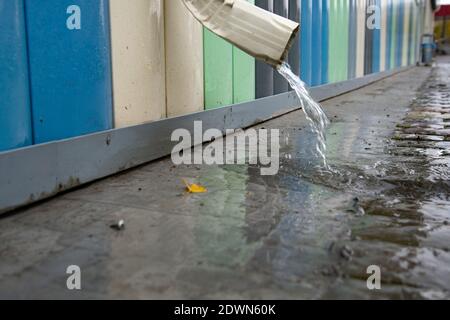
top-left (110, 219), bottom-right (125, 231)
top-left (340, 245), bottom-right (354, 261)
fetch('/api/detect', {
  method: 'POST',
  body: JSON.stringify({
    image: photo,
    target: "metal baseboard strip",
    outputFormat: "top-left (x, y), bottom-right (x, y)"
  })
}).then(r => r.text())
top-left (0, 66), bottom-right (411, 214)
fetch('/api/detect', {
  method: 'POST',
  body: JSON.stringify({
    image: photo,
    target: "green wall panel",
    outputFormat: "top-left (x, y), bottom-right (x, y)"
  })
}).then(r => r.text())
top-left (329, 0), bottom-right (349, 83)
top-left (204, 0), bottom-right (255, 109)
top-left (233, 47), bottom-right (255, 104)
top-left (204, 29), bottom-right (233, 110)
top-left (233, 0), bottom-right (255, 104)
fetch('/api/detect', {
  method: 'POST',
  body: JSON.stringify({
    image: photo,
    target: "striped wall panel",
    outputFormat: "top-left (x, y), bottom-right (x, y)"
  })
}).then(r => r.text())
top-left (0, 0), bottom-right (428, 151)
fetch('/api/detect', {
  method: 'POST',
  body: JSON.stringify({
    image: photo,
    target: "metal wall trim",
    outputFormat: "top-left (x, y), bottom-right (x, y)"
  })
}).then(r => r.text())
top-left (0, 66), bottom-right (412, 215)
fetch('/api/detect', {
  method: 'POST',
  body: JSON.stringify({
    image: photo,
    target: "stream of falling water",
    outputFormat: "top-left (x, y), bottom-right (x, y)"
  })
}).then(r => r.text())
top-left (277, 62), bottom-right (330, 169)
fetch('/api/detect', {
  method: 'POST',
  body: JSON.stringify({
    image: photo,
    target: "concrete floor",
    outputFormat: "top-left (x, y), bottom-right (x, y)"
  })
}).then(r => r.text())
top-left (1, 58), bottom-right (450, 299)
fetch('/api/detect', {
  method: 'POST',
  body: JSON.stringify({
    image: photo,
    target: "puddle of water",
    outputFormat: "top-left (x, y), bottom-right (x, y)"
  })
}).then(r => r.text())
top-left (277, 62), bottom-right (330, 169)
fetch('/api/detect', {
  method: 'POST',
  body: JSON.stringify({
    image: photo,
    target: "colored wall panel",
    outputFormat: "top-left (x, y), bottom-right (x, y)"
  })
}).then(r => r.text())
top-left (233, 47), bottom-right (255, 103)
top-left (311, 0), bottom-right (323, 86)
top-left (203, 29), bottom-right (233, 109)
top-left (364, 0), bottom-right (374, 75)
top-left (348, 0), bottom-right (358, 79)
top-left (273, 0), bottom-right (289, 93)
top-left (386, 0), bottom-right (393, 70)
top-left (110, 0), bottom-right (166, 128)
top-left (300, 0), bottom-right (312, 86)
top-left (407, 0), bottom-right (414, 66)
top-left (255, 0), bottom-right (274, 98)
top-left (288, 0), bottom-right (301, 77)
top-left (233, 0), bottom-right (255, 104)
top-left (380, 0), bottom-right (388, 71)
top-left (395, 1), bottom-right (404, 67)
top-left (390, 0), bottom-right (397, 69)
top-left (372, 0), bottom-right (381, 73)
top-left (356, 0), bottom-right (367, 77)
top-left (329, 0), bottom-right (349, 83)
top-left (165, 0), bottom-right (204, 117)
top-left (341, 0), bottom-right (350, 80)
top-left (411, 1), bottom-right (419, 64)
top-left (0, 0), bottom-right (32, 152)
top-left (402, 0), bottom-right (411, 66)
top-left (25, 0), bottom-right (113, 144)
top-left (322, 0), bottom-right (330, 84)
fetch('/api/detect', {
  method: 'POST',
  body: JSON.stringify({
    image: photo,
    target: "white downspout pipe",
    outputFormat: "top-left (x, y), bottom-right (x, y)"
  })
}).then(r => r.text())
top-left (181, 0), bottom-right (300, 66)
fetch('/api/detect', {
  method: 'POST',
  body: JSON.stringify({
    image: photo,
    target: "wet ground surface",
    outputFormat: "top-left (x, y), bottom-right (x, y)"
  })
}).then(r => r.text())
top-left (1, 59), bottom-right (449, 299)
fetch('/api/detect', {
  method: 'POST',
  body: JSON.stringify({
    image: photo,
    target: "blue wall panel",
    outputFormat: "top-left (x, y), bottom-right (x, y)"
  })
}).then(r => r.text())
top-left (321, 0), bottom-right (329, 84)
top-left (25, 0), bottom-right (113, 144)
top-left (386, 0), bottom-right (393, 70)
top-left (365, 0), bottom-right (374, 75)
top-left (396, 0), bottom-right (404, 67)
top-left (300, 0), bottom-right (312, 86)
top-left (311, 0), bottom-right (323, 86)
top-left (288, 0), bottom-right (300, 77)
top-left (372, 0), bottom-right (381, 73)
top-left (0, 0), bottom-right (33, 152)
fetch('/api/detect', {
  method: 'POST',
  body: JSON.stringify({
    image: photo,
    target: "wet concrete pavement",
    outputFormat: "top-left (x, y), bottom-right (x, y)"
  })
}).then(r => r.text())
top-left (1, 58), bottom-right (449, 299)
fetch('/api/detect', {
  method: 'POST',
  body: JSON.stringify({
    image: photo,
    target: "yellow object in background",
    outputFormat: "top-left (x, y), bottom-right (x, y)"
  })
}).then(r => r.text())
top-left (435, 19), bottom-right (450, 40)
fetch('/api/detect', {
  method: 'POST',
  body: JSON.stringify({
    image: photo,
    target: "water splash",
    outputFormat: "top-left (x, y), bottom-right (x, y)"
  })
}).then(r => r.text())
top-left (277, 62), bottom-right (330, 169)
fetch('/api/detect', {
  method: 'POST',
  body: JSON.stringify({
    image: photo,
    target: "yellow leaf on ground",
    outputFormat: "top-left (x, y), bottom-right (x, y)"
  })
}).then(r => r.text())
top-left (182, 179), bottom-right (207, 193)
